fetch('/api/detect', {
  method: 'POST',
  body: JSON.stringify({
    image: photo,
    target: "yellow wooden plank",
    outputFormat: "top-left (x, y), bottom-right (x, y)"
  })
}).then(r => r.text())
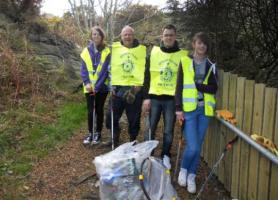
top-left (224, 74), bottom-right (237, 191)
top-left (231, 76), bottom-right (245, 198)
top-left (205, 123), bottom-right (211, 167)
top-left (247, 83), bottom-right (265, 200)
top-left (218, 72), bottom-right (230, 183)
top-left (216, 69), bottom-right (224, 110)
top-left (210, 119), bottom-right (217, 169)
top-left (257, 88), bottom-right (277, 200)
top-left (202, 115), bottom-right (211, 163)
top-left (208, 118), bottom-right (217, 169)
top-left (214, 69), bottom-right (224, 176)
top-left (239, 80), bottom-right (254, 200)
top-left (203, 125), bottom-right (209, 162)
top-left (269, 95), bottom-right (278, 200)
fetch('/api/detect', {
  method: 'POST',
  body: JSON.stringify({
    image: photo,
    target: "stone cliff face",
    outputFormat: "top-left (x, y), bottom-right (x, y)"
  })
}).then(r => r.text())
top-left (26, 22), bottom-right (81, 80)
top-left (0, 13), bottom-right (83, 111)
top-left (0, 13), bottom-right (82, 82)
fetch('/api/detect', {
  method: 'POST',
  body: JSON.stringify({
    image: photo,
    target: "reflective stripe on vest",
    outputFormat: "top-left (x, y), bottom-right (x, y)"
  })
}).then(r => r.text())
top-left (181, 57), bottom-right (216, 116)
top-left (81, 46), bottom-right (110, 93)
top-left (183, 84), bottom-right (196, 89)
top-left (203, 65), bottom-right (216, 116)
top-left (183, 97), bottom-right (197, 103)
top-left (149, 46), bottom-right (187, 95)
top-left (111, 42), bottom-right (146, 86)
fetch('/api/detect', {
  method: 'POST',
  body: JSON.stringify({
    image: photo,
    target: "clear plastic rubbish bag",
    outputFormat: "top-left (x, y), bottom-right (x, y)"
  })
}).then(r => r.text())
top-left (93, 140), bottom-right (179, 200)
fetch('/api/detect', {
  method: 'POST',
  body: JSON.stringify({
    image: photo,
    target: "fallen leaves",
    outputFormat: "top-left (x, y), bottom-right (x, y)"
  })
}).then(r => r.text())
top-left (251, 134), bottom-right (278, 156)
top-left (216, 110), bottom-right (237, 125)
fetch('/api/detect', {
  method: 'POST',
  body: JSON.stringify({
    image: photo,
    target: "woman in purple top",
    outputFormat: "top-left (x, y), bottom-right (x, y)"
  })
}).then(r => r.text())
top-left (80, 26), bottom-right (111, 145)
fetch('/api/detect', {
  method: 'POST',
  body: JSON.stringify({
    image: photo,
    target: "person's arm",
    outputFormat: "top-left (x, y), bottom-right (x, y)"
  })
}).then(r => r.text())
top-left (175, 63), bottom-right (184, 121)
top-left (80, 60), bottom-right (90, 85)
top-left (94, 53), bottom-right (111, 92)
top-left (195, 65), bottom-right (218, 94)
top-left (142, 56), bottom-right (151, 113)
top-left (142, 56), bottom-right (150, 99)
top-left (175, 63), bottom-right (183, 111)
top-left (80, 60), bottom-right (94, 93)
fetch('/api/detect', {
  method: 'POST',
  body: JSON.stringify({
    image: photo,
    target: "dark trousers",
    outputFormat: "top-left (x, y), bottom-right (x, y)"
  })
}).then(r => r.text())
top-left (86, 92), bottom-right (108, 134)
top-left (106, 92), bottom-right (143, 143)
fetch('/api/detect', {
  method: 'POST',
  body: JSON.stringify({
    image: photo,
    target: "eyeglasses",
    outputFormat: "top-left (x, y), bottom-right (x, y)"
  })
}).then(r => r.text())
top-left (163, 34), bottom-right (175, 37)
top-left (92, 32), bottom-right (101, 37)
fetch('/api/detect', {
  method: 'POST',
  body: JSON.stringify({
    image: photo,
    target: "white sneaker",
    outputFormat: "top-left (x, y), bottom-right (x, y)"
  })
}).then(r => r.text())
top-left (187, 173), bottom-right (196, 194)
top-left (92, 132), bottom-right (101, 144)
top-left (163, 155), bottom-right (171, 169)
top-left (178, 168), bottom-right (187, 187)
top-left (83, 133), bottom-right (92, 145)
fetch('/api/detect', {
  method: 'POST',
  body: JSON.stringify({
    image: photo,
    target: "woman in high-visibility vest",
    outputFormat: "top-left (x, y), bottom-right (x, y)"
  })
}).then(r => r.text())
top-left (175, 32), bottom-right (218, 194)
top-left (80, 26), bottom-right (110, 145)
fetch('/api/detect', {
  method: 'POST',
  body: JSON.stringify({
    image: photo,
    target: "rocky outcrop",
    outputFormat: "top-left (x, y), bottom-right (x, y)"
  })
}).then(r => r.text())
top-left (26, 22), bottom-right (81, 80)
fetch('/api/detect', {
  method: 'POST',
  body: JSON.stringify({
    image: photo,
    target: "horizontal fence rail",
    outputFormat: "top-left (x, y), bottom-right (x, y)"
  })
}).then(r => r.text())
top-left (201, 69), bottom-right (278, 200)
top-left (216, 116), bottom-right (278, 166)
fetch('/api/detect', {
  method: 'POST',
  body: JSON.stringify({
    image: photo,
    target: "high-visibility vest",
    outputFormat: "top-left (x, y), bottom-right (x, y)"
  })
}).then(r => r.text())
top-left (111, 42), bottom-right (146, 86)
top-left (80, 46), bottom-right (110, 93)
top-left (149, 46), bottom-right (187, 95)
top-left (181, 56), bottom-right (216, 116)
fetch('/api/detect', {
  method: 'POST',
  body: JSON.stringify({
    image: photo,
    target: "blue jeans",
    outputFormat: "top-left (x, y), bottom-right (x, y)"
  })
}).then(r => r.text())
top-left (145, 99), bottom-right (175, 157)
top-left (181, 106), bottom-right (211, 174)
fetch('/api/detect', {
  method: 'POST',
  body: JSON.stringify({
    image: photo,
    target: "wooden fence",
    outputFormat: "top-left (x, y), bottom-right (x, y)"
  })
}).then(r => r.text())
top-left (201, 70), bottom-right (278, 200)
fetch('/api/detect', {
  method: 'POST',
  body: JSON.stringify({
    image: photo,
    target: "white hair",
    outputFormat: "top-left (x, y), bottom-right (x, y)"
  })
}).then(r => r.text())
top-left (121, 25), bottom-right (134, 35)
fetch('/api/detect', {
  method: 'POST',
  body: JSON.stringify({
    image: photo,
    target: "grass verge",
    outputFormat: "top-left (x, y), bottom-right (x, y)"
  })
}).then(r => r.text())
top-left (0, 100), bottom-right (87, 199)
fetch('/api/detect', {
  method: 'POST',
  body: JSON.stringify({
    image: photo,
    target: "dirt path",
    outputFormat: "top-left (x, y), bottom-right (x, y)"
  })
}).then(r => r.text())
top-left (24, 124), bottom-right (231, 200)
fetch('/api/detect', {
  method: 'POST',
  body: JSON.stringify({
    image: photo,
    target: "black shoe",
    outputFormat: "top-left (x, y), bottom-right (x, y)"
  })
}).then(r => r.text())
top-left (130, 135), bottom-right (137, 142)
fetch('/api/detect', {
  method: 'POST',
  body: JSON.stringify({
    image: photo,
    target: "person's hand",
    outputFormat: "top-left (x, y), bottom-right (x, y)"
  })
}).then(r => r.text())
top-left (133, 86), bottom-right (141, 93)
top-left (142, 99), bottom-right (151, 115)
top-left (85, 83), bottom-right (94, 93)
top-left (176, 111), bottom-right (184, 123)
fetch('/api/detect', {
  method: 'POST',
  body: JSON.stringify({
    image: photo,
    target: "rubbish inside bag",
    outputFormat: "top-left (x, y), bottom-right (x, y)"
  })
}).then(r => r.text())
top-left (93, 140), bottom-right (179, 200)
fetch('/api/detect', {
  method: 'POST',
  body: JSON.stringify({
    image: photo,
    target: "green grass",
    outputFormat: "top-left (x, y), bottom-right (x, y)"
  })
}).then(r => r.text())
top-left (0, 101), bottom-right (87, 199)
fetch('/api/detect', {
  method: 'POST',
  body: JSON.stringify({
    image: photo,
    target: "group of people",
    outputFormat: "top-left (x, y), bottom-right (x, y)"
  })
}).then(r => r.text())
top-left (80, 24), bottom-right (218, 194)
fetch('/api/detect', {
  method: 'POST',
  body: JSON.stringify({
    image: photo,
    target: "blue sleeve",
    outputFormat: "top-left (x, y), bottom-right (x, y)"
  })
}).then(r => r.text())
top-left (80, 60), bottom-right (90, 85)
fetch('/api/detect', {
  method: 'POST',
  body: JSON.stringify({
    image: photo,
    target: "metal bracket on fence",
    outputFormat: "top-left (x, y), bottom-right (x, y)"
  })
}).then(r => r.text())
top-left (216, 116), bottom-right (278, 166)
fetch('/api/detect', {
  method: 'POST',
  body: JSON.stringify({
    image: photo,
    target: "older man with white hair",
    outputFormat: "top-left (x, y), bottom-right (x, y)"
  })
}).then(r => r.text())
top-left (106, 26), bottom-right (147, 147)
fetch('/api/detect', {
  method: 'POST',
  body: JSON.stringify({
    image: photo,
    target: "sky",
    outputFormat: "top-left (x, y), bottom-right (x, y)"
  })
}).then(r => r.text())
top-left (41, 0), bottom-right (168, 17)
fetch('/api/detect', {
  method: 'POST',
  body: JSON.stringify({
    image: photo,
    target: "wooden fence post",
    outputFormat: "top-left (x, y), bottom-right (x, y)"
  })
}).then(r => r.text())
top-left (247, 83), bottom-right (265, 200)
top-left (270, 95), bottom-right (278, 200)
top-left (218, 72), bottom-right (230, 183)
top-left (224, 74), bottom-right (237, 191)
top-left (231, 76), bottom-right (245, 198)
top-left (239, 80), bottom-right (254, 200)
top-left (257, 88), bottom-right (277, 200)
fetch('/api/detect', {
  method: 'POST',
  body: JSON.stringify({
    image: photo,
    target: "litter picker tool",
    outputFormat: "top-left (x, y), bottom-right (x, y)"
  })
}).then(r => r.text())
top-left (110, 92), bottom-right (115, 150)
top-left (144, 112), bottom-right (152, 141)
top-left (173, 119), bottom-right (184, 183)
top-left (108, 65), bottom-right (115, 150)
top-left (90, 92), bottom-right (96, 145)
top-left (195, 136), bottom-right (239, 200)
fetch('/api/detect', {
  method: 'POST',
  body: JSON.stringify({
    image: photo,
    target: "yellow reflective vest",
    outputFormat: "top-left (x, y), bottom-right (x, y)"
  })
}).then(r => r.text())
top-left (111, 42), bottom-right (146, 86)
top-left (149, 46), bottom-right (187, 95)
top-left (181, 56), bottom-right (216, 116)
top-left (80, 46), bottom-right (110, 93)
